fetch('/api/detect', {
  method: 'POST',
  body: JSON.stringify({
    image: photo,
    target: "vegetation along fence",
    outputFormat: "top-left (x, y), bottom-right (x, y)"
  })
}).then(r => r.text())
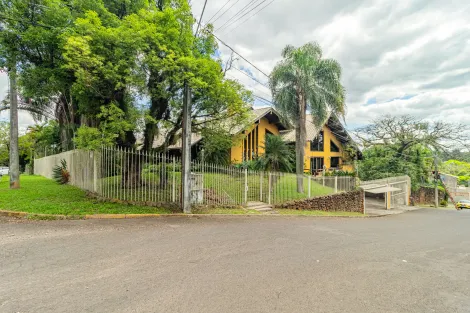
top-left (34, 147), bottom-right (357, 208)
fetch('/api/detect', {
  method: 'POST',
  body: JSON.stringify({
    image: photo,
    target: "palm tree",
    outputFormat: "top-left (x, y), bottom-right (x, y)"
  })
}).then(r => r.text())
top-left (256, 134), bottom-right (294, 172)
top-left (269, 42), bottom-right (345, 192)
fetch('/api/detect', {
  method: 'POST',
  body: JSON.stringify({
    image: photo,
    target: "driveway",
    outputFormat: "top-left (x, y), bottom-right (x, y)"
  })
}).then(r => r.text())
top-left (1, 209), bottom-right (470, 313)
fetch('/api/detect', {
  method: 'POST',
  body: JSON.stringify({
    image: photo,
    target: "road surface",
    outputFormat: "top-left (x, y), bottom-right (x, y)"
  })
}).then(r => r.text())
top-left (1, 209), bottom-right (470, 313)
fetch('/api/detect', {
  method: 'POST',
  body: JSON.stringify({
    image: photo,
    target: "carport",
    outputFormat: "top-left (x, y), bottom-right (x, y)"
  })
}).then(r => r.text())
top-left (360, 176), bottom-right (411, 213)
top-left (361, 184), bottom-right (403, 210)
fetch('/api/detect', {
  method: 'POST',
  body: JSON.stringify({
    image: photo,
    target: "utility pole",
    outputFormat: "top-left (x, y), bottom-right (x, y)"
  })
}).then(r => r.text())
top-left (181, 81), bottom-right (192, 213)
top-left (9, 55), bottom-right (20, 189)
top-left (180, 0), bottom-right (208, 213)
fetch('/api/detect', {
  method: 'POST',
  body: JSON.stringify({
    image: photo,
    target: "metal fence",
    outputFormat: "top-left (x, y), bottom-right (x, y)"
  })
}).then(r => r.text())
top-left (34, 147), bottom-right (357, 208)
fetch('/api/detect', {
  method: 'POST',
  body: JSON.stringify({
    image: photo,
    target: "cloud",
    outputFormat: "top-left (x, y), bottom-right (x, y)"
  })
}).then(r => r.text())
top-left (192, 0), bottom-right (470, 130)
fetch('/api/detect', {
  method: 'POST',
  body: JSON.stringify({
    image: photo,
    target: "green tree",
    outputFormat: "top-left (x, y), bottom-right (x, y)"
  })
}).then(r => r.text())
top-left (270, 42), bottom-right (345, 192)
top-left (358, 145), bottom-right (432, 190)
top-left (0, 122), bottom-right (9, 166)
top-left (255, 134), bottom-right (294, 172)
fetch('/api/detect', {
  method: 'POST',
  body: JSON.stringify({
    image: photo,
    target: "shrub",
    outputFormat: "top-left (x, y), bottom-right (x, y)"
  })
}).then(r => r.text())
top-left (440, 199), bottom-right (448, 207)
top-left (325, 170), bottom-right (355, 177)
top-left (52, 159), bottom-right (70, 184)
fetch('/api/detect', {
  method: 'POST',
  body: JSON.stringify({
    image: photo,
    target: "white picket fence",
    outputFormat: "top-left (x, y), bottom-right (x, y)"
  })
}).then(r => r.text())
top-left (34, 147), bottom-right (357, 208)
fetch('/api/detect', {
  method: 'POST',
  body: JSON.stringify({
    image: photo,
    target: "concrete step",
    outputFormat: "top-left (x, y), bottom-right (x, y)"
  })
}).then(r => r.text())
top-left (253, 207), bottom-right (274, 212)
top-left (248, 204), bottom-right (273, 210)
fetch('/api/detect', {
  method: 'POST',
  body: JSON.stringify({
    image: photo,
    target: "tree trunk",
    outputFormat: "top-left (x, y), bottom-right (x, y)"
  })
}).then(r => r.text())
top-left (295, 95), bottom-right (307, 193)
top-left (9, 56), bottom-right (20, 189)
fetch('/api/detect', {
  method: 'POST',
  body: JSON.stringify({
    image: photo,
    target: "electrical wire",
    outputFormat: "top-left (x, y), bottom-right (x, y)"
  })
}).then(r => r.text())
top-left (210, 0), bottom-right (242, 25)
top-left (216, 0), bottom-right (259, 31)
top-left (206, 0), bottom-right (232, 24)
top-left (224, 0), bottom-right (276, 34)
top-left (219, 0), bottom-right (270, 32)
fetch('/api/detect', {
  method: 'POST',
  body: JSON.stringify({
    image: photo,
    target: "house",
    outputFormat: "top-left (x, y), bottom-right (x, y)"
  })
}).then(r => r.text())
top-left (153, 107), bottom-right (359, 174)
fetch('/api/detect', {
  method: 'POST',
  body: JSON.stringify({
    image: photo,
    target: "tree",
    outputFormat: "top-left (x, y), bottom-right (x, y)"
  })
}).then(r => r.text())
top-left (256, 134), bottom-right (294, 172)
top-left (358, 145), bottom-right (432, 190)
top-left (354, 115), bottom-right (470, 189)
top-left (0, 122), bottom-right (9, 166)
top-left (441, 160), bottom-right (470, 186)
top-left (270, 42), bottom-right (345, 192)
top-left (355, 115), bottom-right (469, 154)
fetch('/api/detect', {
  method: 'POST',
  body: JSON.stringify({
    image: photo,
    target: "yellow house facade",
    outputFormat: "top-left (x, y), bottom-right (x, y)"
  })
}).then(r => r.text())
top-left (230, 107), bottom-right (357, 174)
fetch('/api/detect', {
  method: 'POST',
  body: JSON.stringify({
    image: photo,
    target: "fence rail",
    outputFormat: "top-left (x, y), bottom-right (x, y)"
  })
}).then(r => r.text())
top-left (34, 147), bottom-right (357, 208)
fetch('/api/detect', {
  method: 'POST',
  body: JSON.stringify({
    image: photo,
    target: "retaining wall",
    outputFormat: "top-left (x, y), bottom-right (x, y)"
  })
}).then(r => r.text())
top-left (274, 189), bottom-right (365, 213)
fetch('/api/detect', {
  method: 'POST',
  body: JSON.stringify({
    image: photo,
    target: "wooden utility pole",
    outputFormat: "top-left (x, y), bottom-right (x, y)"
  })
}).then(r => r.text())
top-left (181, 81), bottom-right (192, 213)
top-left (9, 55), bottom-right (20, 189)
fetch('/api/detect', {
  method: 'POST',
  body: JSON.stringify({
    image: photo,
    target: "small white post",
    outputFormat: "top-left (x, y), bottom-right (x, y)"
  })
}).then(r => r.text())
top-left (172, 158), bottom-right (176, 203)
top-left (335, 176), bottom-right (338, 193)
top-left (260, 172), bottom-right (263, 202)
top-left (308, 176), bottom-right (311, 198)
top-left (244, 168), bottom-right (248, 205)
top-left (268, 173), bottom-right (272, 205)
top-left (93, 151), bottom-right (98, 193)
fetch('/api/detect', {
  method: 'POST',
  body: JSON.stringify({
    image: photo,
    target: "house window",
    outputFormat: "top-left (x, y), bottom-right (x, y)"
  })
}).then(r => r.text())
top-left (310, 157), bottom-right (324, 174)
top-left (243, 125), bottom-right (259, 161)
top-left (330, 157), bottom-right (340, 168)
top-left (310, 131), bottom-right (324, 151)
top-left (330, 140), bottom-right (340, 152)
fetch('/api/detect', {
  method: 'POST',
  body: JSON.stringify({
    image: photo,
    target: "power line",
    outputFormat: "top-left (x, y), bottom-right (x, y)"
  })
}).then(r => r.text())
top-left (206, 0), bottom-right (232, 24)
top-left (210, 0), bottom-right (242, 25)
top-left (224, 0), bottom-right (276, 34)
top-left (216, 0), bottom-right (259, 31)
top-left (209, 30), bottom-right (270, 78)
top-left (219, 0), bottom-right (270, 32)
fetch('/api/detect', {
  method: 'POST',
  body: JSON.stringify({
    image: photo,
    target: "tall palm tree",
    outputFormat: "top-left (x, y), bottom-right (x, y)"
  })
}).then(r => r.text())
top-left (269, 42), bottom-right (345, 192)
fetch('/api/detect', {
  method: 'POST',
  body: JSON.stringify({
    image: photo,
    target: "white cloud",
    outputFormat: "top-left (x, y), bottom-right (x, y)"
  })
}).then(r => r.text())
top-left (192, 0), bottom-right (470, 130)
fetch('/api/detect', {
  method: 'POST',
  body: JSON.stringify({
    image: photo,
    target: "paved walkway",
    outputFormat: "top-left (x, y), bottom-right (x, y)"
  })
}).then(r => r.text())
top-left (365, 197), bottom-right (423, 216)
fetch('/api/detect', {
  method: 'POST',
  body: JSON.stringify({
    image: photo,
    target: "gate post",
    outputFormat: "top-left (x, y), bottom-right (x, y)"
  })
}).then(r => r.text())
top-left (260, 171), bottom-right (263, 202)
top-left (93, 151), bottom-right (98, 193)
top-left (268, 173), bottom-right (272, 205)
top-left (244, 168), bottom-right (248, 205)
top-left (334, 176), bottom-right (338, 193)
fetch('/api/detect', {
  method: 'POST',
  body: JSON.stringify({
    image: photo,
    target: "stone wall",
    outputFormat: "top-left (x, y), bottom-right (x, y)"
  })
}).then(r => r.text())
top-left (275, 190), bottom-right (364, 213)
top-left (411, 187), bottom-right (445, 205)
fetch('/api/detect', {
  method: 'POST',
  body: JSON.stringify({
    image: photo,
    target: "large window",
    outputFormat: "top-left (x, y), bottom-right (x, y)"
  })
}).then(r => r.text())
top-left (243, 125), bottom-right (259, 161)
top-left (330, 140), bottom-right (340, 152)
top-left (330, 157), bottom-right (340, 168)
top-left (310, 131), bottom-right (324, 151)
top-left (310, 157), bottom-right (324, 174)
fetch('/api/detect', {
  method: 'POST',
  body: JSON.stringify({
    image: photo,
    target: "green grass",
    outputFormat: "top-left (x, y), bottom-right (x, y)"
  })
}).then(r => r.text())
top-left (276, 209), bottom-right (364, 216)
top-left (101, 171), bottom-right (335, 206)
top-left (0, 175), bottom-right (174, 215)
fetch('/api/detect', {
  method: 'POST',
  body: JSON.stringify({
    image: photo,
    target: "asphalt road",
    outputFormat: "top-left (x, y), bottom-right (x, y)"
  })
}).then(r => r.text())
top-left (1, 209), bottom-right (470, 313)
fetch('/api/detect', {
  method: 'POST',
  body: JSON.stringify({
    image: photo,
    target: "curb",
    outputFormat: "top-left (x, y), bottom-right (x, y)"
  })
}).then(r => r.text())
top-left (0, 209), bottom-right (378, 220)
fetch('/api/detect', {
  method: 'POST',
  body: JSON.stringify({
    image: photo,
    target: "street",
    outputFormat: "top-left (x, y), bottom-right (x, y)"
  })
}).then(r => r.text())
top-left (1, 209), bottom-right (470, 313)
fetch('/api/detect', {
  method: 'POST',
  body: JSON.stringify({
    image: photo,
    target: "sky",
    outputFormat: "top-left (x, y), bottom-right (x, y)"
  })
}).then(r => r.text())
top-left (192, 0), bottom-right (470, 129)
top-left (1, 0), bottom-right (469, 131)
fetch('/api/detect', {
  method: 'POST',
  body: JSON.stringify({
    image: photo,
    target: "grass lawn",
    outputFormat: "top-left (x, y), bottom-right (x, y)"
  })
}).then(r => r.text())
top-left (101, 171), bottom-right (336, 206)
top-left (276, 209), bottom-right (364, 217)
top-left (0, 175), bottom-right (174, 215)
